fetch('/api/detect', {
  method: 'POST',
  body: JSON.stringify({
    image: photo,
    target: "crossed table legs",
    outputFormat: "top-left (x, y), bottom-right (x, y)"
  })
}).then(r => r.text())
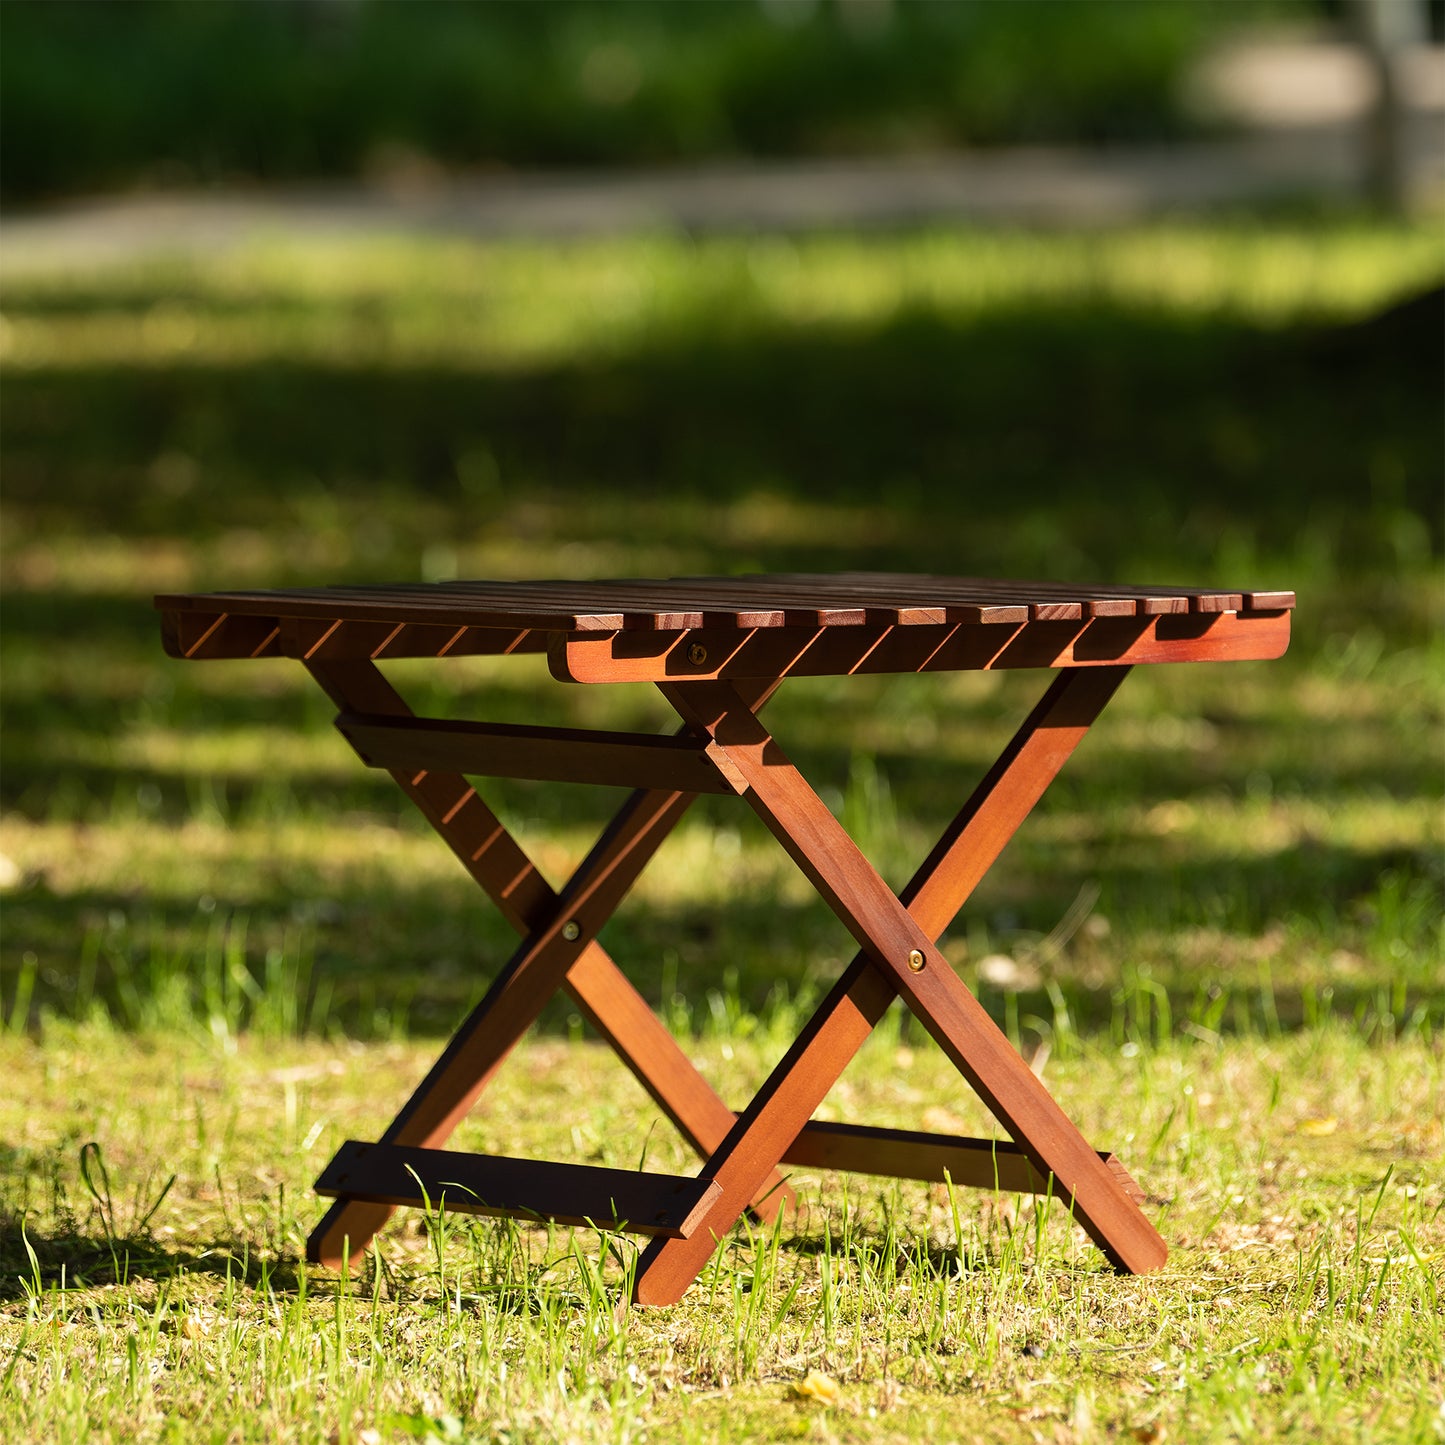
top-left (305, 659), bottom-right (1167, 1304)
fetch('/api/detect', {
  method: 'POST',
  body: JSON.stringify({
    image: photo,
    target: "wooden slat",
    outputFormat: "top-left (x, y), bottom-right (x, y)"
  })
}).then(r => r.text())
top-left (782, 1121), bottom-right (1145, 1203)
top-left (741, 573), bottom-right (1216, 619)
top-left (1240, 590), bottom-right (1296, 611)
top-left (315, 1140), bottom-right (723, 1238)
top-left (159, 610), bottom-right (548, 661)
top-left (336, 713), bottom-right (739, 794)
top-left (281, 618), bottom-right (545, 661)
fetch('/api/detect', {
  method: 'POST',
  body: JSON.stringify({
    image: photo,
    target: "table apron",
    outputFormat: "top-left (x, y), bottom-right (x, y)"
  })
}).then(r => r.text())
top-left (551, 612), bottom-right (1290, 683)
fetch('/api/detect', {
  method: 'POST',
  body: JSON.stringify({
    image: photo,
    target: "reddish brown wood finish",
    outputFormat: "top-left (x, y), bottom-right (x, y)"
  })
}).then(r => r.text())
top-left (782, 1122), bottom-right (1145, 1203)
top-left (157, 573), bottom-right (1295, 639)
top-left (336, 713), bottom-right (739, 794)
top-left (157, 576), bottom-right (1294, 674)
top-left (655, 678), bottom-right (1166, 1281)
top-left (161, 611), bottom-right (546, 663)
top-left (550, 611), bottom-right (1291, 685)
top-left (304, 660), bottom-right (791, 1269)
top-left (629, 667), bottom-right (1163, 1306)
top-left (152, 574), bottom-right (1289, 1302)
top-left (309, 776), bottom-right (699, 1268)
top-left (160, 607), bottom-right (1291, 672)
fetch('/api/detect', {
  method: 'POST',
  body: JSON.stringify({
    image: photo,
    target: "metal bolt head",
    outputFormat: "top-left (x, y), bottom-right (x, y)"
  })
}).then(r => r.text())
top-left (687, 642), bottom-right (708, 666)
top-left (561, 920), bottom-right (582, 942)
top-left (907, 949), bottom-right (926, 972)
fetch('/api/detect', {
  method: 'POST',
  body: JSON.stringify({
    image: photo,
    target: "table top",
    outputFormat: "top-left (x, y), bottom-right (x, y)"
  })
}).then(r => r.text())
top-left (158, 572), bottom-right (1294, 678)
top-left (157, 572), bottom-right (1295, 633)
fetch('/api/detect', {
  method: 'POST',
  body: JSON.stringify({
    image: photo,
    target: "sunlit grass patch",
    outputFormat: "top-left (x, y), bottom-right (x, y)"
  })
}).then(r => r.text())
top-left (1, 1021), bottom-right (1441, 1443)
top-left (4, 224), bottom-right (1442, 374)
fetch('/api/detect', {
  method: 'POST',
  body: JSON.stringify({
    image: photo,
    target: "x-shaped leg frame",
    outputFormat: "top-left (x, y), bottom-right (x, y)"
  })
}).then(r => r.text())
top-left (305, 658), bottom-right (1167, 1303)
top-left (635, 666), bottom-right (1166, 1303)
top-left (305, 658), bottom-right (793, 1270)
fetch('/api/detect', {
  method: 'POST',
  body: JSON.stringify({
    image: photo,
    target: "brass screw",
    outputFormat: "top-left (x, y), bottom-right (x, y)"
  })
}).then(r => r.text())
top-left (561, 920), bottom-right (582, 942)
top-left (907, 949), bottom-right (926, 972)
top-left (687, 643), bottom-right (708, 666)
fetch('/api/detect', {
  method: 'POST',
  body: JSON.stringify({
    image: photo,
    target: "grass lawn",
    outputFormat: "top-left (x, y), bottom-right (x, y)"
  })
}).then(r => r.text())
top-left (1, 220), bottom-right (1442, 1442)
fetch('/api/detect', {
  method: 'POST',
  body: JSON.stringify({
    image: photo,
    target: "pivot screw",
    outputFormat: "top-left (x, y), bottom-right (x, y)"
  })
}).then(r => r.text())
top-left (907, 949), bottom-right (926, 973)
top-left (687, 643), bottom-right (708, 666)
top-left (561, 920), bottom-right (582, 942)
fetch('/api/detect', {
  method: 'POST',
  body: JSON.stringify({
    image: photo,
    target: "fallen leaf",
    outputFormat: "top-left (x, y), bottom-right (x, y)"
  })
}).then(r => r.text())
top-left (1296, 1117), bottom-right (1338, 1136)
top-left (794, 1370), bottom-right (841, 1406)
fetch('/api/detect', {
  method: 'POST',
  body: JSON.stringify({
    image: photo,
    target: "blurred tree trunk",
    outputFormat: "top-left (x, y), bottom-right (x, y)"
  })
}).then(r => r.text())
top-left (1352, 0), bottom-right (1427, 215)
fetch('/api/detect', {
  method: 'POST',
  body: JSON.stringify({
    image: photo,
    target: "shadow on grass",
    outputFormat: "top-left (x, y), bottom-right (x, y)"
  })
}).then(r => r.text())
top-left (775, 1227), bottom-right (1079, 1281)
top-left (2, 702), bottom-right (1440, 827)
top-left (0, 1214), bottom-right (1046, 1310)
top-left (2, 296), bottom-right (1440, 577)
top-left (0, 1215), bottom-right (303, 1303)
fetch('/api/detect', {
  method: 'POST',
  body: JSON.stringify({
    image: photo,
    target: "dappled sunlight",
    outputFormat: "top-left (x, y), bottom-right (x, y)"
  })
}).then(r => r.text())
top-left (5, 281), bottom-right (1439, 614)
top-left (3, 1020), bottom-right (1440, 1438)
top-left (1, 221), bottom-right (1439, 1051)
top-left (4, 226), bottom-right (1442, 373)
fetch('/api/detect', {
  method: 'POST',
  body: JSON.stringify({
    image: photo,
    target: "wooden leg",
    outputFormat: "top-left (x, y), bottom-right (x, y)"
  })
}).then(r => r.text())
top-left (633, 667), bottom-right (1163, 1305)
top-left (304, 660), bottom-right (791, 1268)
top-left (631, 956), bottom-right (891, 1305)
top-left (562, 944), bottom-right (791, 1223)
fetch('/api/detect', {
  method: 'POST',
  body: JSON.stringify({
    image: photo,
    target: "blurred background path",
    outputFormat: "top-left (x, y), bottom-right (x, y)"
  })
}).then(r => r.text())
top-left (3, 34), bottom-right (1441, 271)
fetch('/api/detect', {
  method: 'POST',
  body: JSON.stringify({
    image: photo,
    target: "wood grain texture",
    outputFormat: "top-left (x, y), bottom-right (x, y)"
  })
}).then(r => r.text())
top-left (315, 1141), bottom-right (723, 1237)
top-left (308, 781), bottom-right (692, 1268)
top-left (155, 574), bottom-right (1284, 1299)
top-left (551, 611), bottom-right (1291, 684)
top-left (632, 954), bottom-right (893, 1306)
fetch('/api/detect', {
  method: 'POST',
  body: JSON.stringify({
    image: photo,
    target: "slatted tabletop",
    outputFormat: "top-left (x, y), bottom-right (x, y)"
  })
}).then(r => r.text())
top-left (157, 572), bottom-right (1295, 633)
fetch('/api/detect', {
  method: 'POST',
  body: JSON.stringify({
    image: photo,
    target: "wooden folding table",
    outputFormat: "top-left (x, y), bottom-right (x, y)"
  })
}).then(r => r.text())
top-left (156, 573), bottom-right (1293, 1305)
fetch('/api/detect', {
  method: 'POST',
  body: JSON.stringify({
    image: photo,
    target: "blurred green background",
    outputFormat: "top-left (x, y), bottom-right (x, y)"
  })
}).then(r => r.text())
top-left (3, 0), bottom-right (1276, 202)
top-left (1, 0), bottom-right (1441, 1044)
